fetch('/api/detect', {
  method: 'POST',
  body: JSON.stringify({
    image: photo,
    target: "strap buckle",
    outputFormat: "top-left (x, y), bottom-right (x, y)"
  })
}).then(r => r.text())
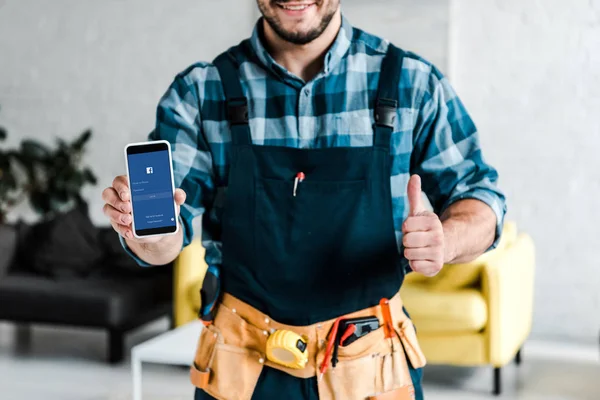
top-left (226, 97), bottom-right (248, 125)
top-left (375, 99), bottom-right (397, 128)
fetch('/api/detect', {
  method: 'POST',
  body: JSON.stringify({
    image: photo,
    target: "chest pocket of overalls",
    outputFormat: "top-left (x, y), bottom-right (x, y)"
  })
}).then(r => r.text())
top-left (254, 166), bottom-right (370, 300)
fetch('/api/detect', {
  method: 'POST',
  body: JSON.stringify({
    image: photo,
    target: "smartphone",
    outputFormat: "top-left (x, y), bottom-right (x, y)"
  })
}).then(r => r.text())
top-left (124, 140), bottom-right (179, 239)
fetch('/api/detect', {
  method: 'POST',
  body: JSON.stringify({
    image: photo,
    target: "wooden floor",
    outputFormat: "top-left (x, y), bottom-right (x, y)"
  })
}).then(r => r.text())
top-left (0, 319), bottom-right (598, 400)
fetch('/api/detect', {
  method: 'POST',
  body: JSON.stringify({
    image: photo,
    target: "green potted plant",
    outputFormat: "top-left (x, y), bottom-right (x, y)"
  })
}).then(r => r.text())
top-left (16, 129), bottom-right (98, 219)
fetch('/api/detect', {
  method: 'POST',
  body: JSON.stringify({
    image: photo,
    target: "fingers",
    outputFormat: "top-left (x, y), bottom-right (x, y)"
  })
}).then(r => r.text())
top-left (402, 213), bottom-right (439, 233)
top-left (112, 175), bottom-right (130, 201)
top-left (103, 203), bottom-right (132, 226)
top-left (409, 260), bottom-right (439, 277)
top-left (103, 175), bottom-right (133, 239)
top-left (111, 221), bottom-right (133, 239)
top-left (402, 231), bottom-right (431, 248)
top-left (404, 247), bottom-right (441, 262)
top-left (402, 208), bottom-right (445, 277)
top-left (102, 187), bottom-right (131, 213)
top-left (403, 231), bottom-right (443, 248)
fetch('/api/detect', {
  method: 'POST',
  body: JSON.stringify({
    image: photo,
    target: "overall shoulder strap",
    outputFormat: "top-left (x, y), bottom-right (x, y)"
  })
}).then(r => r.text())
top-left (213, 46), bottom-right (252, 146)
top-left (373, 44), bottom-right (405, 151)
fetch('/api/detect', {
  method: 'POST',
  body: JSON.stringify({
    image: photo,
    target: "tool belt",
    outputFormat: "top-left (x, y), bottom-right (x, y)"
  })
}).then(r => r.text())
top-left (190, 291), bottom-right (426, 400)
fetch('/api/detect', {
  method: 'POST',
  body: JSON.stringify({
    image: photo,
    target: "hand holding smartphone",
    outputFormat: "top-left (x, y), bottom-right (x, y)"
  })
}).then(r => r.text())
top-left (102, 140), bottom-right (185, 243)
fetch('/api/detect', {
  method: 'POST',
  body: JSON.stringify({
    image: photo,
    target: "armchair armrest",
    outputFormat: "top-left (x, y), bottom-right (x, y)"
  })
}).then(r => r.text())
top-left (481, 233), bottom-right (536, 366)
top-left (173, 238), bottom-right (208, 327)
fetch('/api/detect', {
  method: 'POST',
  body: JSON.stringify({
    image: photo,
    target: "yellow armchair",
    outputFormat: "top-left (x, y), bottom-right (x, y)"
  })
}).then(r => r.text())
top-left (172, 222), bottom-right (535, 396)
top-left (400, 221), bottom-right (536, 395)
top-left (173, 238), bottom-right (208, 327)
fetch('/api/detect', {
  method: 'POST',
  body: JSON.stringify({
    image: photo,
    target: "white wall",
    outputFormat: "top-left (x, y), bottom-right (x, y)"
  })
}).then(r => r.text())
top-left (343, 0), bottom-right (449, 72)
top-left (450, 0), bottom-right (600, 343)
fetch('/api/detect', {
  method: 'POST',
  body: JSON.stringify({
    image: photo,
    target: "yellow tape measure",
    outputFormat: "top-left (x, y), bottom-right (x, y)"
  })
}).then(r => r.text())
top-left (265, 330), bottom-right (308, 369)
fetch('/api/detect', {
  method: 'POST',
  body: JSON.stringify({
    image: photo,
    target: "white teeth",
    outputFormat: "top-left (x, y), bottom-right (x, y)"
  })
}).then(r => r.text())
top-left (280, 4), bottom-right (310, 10)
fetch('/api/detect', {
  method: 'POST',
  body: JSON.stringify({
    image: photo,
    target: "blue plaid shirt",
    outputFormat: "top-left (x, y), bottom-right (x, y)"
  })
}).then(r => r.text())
top-left (123, 16), bottom-right (506, 268)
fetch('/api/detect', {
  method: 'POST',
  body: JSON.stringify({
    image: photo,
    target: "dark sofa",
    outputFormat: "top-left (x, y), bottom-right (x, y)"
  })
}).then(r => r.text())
top-left (0, 223), bottom-right (173, 363)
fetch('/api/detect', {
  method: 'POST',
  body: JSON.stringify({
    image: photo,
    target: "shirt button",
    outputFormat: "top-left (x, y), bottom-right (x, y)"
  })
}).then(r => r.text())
top-left (304, 88), bottom-right (310, 96)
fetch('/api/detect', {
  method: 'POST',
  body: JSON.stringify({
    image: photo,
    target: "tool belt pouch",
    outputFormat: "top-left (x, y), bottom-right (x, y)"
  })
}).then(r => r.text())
top-left (190, 322), bottom-right (264, 400)
top-left (317, 327), bottom-right (417, 400)
top-left (318, 313), bottom-right (426, 400)
top-left (397, 318), bottom-right (426, 370)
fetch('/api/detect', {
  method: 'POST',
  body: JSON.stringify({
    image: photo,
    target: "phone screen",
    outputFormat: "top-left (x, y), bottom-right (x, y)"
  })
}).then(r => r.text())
top-left (126, 142), bottom-right (177, 236)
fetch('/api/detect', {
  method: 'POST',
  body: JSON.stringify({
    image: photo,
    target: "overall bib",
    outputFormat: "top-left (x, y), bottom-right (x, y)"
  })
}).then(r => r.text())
top-left (192, 43), bottom-right (425, 400)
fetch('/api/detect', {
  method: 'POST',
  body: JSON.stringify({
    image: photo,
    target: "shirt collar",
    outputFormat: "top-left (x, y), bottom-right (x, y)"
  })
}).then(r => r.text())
top-left (249, 14), bottom-right (353, 83)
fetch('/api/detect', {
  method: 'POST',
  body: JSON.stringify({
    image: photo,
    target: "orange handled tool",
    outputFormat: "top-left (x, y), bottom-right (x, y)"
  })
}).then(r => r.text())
top-left (380, 298), bottom-right (394, 339)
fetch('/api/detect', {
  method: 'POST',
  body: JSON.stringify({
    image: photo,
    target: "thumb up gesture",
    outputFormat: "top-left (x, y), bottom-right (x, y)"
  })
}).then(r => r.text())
top-left (402, 175), bottom-right (445, 277)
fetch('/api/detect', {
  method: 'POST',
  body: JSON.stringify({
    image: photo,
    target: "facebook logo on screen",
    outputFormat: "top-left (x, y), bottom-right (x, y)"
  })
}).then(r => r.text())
top-left (127, 150), bottom-right (176, 231)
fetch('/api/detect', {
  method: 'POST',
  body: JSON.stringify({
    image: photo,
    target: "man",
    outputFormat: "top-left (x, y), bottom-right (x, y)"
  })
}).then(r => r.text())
top-left (102, 1), bottom-right (506, 399)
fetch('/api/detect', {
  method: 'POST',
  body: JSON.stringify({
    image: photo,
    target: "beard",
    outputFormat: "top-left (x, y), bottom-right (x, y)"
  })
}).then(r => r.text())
top-left (258, 0), bottom-right (339, 45)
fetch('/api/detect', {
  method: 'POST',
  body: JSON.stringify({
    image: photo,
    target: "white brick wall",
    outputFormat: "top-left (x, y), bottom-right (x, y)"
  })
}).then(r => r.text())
top-left (451, 0), bottom-right (600, 343)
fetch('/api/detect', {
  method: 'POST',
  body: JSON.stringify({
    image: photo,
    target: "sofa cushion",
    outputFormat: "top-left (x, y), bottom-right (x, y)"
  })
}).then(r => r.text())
top-left (400, 284), bottom-right (488, 334)
top-left (0, 269), bottom-right (171, 327)
top-left (20, 206), bottom-right (104, 278)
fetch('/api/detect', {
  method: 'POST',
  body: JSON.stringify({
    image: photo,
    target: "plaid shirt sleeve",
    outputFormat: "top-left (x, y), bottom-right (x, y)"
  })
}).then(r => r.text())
top-left (121, 68), bottom-right (216, 266)
top-left (411, 64), bottom-right (507, 251)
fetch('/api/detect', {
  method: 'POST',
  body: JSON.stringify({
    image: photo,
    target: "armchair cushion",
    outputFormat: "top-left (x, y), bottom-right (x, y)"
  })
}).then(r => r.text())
top-left (400, 284), bottom-right (487, 334)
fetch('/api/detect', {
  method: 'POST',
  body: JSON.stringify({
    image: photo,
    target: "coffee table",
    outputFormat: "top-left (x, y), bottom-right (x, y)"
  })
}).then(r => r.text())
top-left (131, 320), bottom-right (203, 400)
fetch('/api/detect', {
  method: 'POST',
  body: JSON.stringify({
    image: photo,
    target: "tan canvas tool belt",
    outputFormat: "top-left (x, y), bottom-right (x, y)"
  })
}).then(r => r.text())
top-left (190, 291), bottom-right (426, 400)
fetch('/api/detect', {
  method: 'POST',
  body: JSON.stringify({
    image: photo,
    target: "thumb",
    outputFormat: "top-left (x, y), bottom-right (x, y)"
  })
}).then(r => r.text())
top-left (407, 174), bottom-right (425, 216)
top-left (174, 188), bottom-right (187, 206)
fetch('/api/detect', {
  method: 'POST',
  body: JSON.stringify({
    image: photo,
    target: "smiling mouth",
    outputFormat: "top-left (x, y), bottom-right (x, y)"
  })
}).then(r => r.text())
top-left (276, 2), bottom-right (316, 11)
